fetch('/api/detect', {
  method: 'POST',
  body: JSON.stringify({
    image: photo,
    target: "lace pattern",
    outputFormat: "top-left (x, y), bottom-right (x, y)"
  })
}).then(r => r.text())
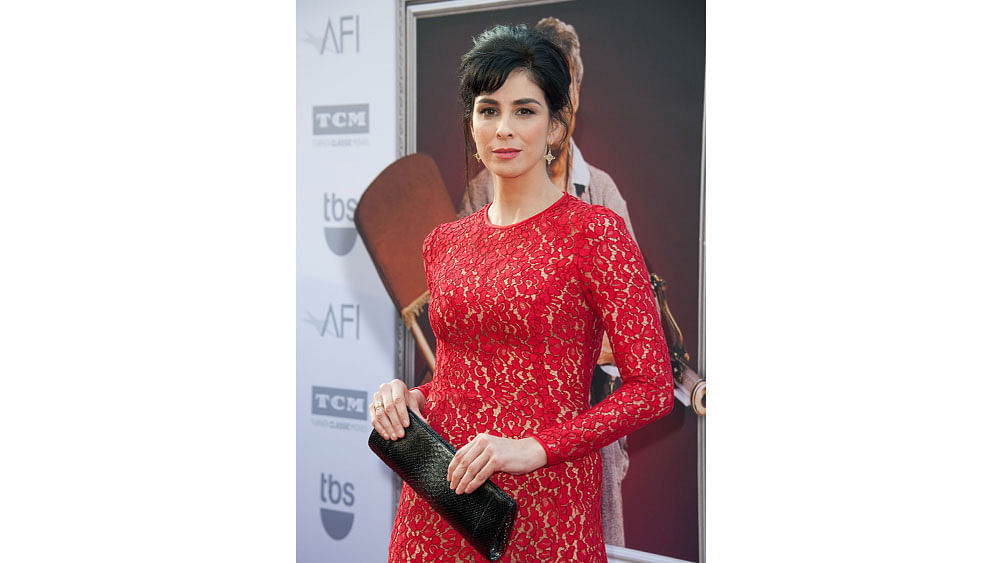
top-left (392, 192), bottom-right (672, 562)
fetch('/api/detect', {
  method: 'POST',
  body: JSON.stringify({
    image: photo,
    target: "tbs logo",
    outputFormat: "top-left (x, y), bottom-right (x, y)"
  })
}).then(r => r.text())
top-left (323, 192), bottom-right (358, 256)
top-left (313, 105), bottom-right (368, 135)
top-left (320, 474), bottom-right (355, 540)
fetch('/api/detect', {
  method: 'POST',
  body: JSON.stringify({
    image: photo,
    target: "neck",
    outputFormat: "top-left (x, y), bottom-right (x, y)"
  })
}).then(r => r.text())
top-left (488, 162), bottom-right (563, 226)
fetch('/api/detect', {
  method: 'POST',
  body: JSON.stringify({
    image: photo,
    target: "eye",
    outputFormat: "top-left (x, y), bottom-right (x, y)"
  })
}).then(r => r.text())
top-left (516, 108), bottom-right (536, 116)
top-left (478, 107), bottom-right (498, 117)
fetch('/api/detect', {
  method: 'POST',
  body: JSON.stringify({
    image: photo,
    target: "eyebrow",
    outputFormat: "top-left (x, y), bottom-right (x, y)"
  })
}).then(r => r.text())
top-left (475, 97), bottom-right (543, 107)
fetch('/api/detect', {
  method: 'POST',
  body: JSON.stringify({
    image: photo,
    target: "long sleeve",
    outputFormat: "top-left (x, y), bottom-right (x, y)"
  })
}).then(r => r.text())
top-left (412, 382), bottom-right (433, 417)
top-left (586, 165), bottom-right (638, 247)
top-left (531, 209), bottom-right (673, 466)
top-left (412, 225), bottom-right (441, 414)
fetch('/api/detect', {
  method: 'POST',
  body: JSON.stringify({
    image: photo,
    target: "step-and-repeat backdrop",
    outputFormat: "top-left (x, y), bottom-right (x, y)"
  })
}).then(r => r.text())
top-left (296, 1), bottom-right (398, 561)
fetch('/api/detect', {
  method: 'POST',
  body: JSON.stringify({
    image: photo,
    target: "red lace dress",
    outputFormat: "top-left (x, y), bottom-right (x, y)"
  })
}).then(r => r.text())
top-left (388, 192), bottom-right (673, 562)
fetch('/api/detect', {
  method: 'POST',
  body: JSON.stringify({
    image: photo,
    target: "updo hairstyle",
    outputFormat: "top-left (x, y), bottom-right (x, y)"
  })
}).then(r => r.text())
top-left (457, 24), bottom-right (574, 193)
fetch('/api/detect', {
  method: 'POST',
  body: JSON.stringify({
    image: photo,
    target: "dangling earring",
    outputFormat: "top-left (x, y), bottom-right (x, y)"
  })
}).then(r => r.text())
top-left (544, 146), bottom-right (555, 165)
top-left (473, 152), bottom-right (481, 162)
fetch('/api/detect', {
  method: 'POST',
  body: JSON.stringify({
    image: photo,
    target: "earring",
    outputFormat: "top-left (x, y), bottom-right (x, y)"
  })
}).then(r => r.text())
top-left (544, 146), bottom-right (555, 165)
top-left (473, 152), bottom-right (481, 162)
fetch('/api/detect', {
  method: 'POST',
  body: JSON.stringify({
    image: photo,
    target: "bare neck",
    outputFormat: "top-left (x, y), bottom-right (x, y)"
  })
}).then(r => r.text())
top-left (488, 164), bottom-right (563, 227)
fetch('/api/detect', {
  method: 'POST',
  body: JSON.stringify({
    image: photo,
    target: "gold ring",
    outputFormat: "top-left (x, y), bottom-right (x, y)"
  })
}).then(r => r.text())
top-left (373, 398), bottom-right (384, 410)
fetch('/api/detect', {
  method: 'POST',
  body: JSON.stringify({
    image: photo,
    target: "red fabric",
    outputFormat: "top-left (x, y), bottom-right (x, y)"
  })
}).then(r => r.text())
top-left (389, 192), bottom-right (673, 562)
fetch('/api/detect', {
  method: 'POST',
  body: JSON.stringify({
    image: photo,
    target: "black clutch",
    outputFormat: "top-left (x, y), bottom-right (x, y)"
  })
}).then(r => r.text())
top-left (368, 408), bottom-right (518, 561)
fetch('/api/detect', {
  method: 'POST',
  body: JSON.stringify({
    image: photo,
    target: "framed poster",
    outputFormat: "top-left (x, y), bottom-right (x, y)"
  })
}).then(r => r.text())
top-left (397, 0), bottom-right (705, 560)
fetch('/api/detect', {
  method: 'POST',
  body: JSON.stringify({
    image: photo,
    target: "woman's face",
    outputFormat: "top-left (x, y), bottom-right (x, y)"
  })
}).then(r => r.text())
top-left (471, 69), bottom-right (560, 180)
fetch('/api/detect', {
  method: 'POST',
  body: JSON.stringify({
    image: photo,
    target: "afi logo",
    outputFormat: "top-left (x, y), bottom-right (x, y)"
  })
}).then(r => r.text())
top-left (323, 192), bottom-right (359, 256)
top-left (321, 304), bottom-right (359, 339)
top-left (302, 304), bottom-right (361, 340)
top-left (313, 105), bottom-right (369, 135)
top-left (320, 474), bottom-right (355, 540)
top-left (321, 16), bottom-right (359, 54)
top-left (312, 387), bottom-right (367, 420)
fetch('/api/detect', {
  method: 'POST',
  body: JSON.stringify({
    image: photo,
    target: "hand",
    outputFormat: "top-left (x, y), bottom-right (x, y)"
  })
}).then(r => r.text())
top-left (447, 434), bottom-right (547, 495)
top-left (597, 331), bottom-right (615, 366)
top-left (369, 380), bottom-right (427, 441)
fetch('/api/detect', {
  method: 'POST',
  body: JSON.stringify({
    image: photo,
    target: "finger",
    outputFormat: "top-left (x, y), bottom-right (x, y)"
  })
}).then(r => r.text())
top-left (373, 415), bottom-right (391, 441)
top-left (375, 397), bottom-right (394, 440)
top-left (375, 384), bottom-right (399, 439)
top-left (460, 458), bottom-right (497, 495)
top-left (456, 450), bottom-right (494, 495)
top-left (370, 397), bottom-right (390, 440)
top-left (447, 445), bottom-right (463, 483)
top-left (381, 385), bottom-right (405, 439)
top-left (391, 382), bottom-right (411, 429)
top-left (449, 437), bottom-right (487, 490)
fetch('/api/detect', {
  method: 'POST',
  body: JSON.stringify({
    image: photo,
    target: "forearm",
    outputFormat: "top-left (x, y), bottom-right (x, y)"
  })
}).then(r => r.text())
top-left (532, 369), bottom-right (672, 466)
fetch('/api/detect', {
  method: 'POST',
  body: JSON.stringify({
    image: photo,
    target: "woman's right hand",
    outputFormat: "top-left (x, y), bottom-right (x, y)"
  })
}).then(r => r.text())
top-left (369, 379), bottom-right (427, 441)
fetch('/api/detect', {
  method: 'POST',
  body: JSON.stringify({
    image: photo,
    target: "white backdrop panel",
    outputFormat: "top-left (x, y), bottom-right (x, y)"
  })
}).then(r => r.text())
top-left (296, 0), bottom-right (398, 561)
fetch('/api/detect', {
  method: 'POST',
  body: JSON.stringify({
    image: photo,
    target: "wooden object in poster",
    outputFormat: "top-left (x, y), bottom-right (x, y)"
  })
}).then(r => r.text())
top-left (355, 153), bottom-right (457, 372)
top-left (651, 273), bottom-right (706, 415)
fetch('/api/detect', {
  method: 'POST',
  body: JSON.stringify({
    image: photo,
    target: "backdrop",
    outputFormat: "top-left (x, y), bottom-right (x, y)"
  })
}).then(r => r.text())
top-left (296, 1), bottom-right (400, 561)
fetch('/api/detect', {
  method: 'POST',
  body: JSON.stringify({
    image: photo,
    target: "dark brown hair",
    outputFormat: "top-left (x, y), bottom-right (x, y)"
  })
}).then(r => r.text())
top-left (457, 24), bottom-right (574, 197)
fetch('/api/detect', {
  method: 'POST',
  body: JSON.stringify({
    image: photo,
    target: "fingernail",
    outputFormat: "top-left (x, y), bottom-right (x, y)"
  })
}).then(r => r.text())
top-left (390, 433), bottom-right (396, 440)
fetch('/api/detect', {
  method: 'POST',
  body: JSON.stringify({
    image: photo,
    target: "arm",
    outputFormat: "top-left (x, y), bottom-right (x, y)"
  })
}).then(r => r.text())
top-left (412, 224), bottom-right (442, 413)
top-left (412, 383), bottom-right (432, 416)
top-left (369, 224), bottom-right (443, 439)
top-left (531, 209), bottom-right (673, 466)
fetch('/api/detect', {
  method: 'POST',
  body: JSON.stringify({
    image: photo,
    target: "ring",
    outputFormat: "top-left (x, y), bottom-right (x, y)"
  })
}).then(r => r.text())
top-left (373, 398), bottom-right (384, 410)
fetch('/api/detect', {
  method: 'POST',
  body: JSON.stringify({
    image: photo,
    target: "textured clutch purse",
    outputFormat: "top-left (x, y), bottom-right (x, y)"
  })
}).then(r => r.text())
top-left (368, 408), bottom-right (518, 561)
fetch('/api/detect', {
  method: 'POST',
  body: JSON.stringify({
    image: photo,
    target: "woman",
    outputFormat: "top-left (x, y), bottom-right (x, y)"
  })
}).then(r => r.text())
top-left (370, 24), bottom-right (673, 561)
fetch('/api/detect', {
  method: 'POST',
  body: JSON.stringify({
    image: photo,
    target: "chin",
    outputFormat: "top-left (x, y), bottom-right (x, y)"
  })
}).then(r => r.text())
top-left (486, 160), bottom-right (541, 179)
top-left (485, 164), bottom-right (527, 178)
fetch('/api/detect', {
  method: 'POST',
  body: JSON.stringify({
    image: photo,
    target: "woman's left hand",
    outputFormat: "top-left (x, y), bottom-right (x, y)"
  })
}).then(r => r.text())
top-left (447, 434), bottom-right (548, 495)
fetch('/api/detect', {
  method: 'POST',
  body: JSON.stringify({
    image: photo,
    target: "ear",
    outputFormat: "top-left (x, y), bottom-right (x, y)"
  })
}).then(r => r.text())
top-left (547, 116), bottom-right (564, 146)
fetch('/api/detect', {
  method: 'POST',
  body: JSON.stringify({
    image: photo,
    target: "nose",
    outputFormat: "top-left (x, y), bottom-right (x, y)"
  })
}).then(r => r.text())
top-left (496, 114), bottom-right (514, 139)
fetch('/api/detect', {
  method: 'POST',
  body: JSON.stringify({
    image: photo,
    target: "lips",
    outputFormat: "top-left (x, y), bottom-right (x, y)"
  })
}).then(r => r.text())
top-left (492, 148), bottom-right (521, 160)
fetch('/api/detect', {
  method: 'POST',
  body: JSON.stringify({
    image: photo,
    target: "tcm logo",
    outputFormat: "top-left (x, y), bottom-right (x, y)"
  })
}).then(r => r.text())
top-left (320, 474), bottom-right (355, 540)
top-left (313, 105), bottom-right (369, 135)
top-left (323, 192), bottom-right (359, 256)
top-left (312, 387), bottom-right (367, 420)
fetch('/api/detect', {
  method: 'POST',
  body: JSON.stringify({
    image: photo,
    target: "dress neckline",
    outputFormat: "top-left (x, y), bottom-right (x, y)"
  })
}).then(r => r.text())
top-left (482, 191), bottom-right (570, 230)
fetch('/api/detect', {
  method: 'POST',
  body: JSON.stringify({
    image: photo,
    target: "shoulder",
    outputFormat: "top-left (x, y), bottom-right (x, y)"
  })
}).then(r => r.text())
top-left (561, 197), bottom-right (631, 243)
top-left (422, 212), bottom-right (480, 258)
